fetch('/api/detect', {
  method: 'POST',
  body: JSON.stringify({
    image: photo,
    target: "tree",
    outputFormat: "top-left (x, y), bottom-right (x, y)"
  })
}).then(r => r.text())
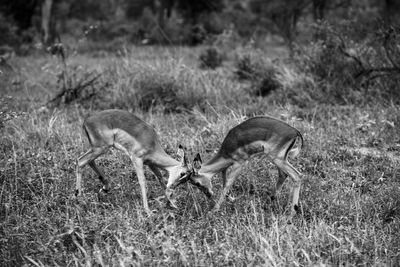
top-left (157, 0), bottom-right (174, 30)
top-left (384, 0), bottom-right (400, 26)
top-left (250, 0), bottom-right (309, 56)
top-left (0, 0), bottom-right (38, 30)
top-left (41, 0), bottom-right (54, 44)
top-left (312, 0), bottom-right (326, 21)
top-left (175, 0), bottom-right (224, 24)
top-left (126, 0), bottom-right (156, 19)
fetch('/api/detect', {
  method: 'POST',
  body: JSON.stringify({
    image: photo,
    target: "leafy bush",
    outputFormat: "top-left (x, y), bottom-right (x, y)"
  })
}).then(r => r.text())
top-left (0, 14), bottom-right (20, 47)
top-left (234, 46), bottom-right (281, 96)
top-left (295, 29), bottom-right (359, 89)
top-left (198, 12), bottom-right (227, 36)
top-left (134, 71), bottom-right (188, 112)
top-left (296, 23), bottom-right (400, 105)
top-left (254, 70), bottom-right (281, 97)
top-left (271, 66), bottom-right (317, 107)
top-left (199, 47), bottom-right (224, 69)
top-left (102, 59), bottom-right (208, 113)
top-left (44, 43), bottom-right (104, 108)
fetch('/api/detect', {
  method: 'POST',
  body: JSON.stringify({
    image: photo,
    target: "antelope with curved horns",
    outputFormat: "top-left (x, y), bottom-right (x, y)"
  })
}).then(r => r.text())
top-left (184, 116), bottom-right (304, 214)
top-left (75, 109), bottom-right (191, 214)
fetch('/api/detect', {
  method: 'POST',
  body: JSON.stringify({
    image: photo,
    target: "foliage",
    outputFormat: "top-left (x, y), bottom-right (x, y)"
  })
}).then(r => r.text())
top-left (68, 0), bottom-right (112, 21)
top-left (175, 0), bottom-right (224, 24)
top-left (99, 56), bottom-right (210, 113)
top-left (199, 46), bottom-right (224, 69)
top-left (234, 45), bottom-right (281, 97)
top-left (270, 65), bottom-right (317, 107)
top-left (0, 13), bottom-right (20, 47)
top-left (0, 0), bottom-right (37, 30)
top-left (127, 68), bottom-right (195, 113)
top-left (125, 0), bottom-right (156, 19)
top-left (295, 22), bottom-right (400, 105)
top-left (45, 42), bottom-right (103, 108)
top-left (220, 4), bottom-right (260, 38)
top-left (0, 0), bottom-right (397, 51)
top-left (249, 0), bottom-right (309, 54)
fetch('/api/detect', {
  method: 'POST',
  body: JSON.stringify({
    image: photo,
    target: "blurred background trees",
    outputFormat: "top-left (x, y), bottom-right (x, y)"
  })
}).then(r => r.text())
top-left (0, 0), bottom-right (398, 53)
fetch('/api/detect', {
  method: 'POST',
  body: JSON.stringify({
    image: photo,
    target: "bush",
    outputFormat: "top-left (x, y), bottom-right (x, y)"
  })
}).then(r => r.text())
top-left (271, 66), bottom-right (317, 107)
top-left (234, 46), bottom-right (281, 96)
top-left (296, 35), bottom-right (359, 89)
top-left (254, 70), bottom-right (281, 97)
top-left (0, 14), bottom-right (20, 48)
top-left (102, 59), bottom-right (208, 113)
top-left (198, 12), bottom-right (227, 36)
top-left (199, 47), bottom-right (224, 69)
top-left (134, 72), bottom-right (186, 112)
top-left (295, 23), bottom-right (400, 105)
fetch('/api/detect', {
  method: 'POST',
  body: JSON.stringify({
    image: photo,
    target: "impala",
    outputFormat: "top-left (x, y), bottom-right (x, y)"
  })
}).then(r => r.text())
top-left (75, 109), bottom-right (191, 214)
top-left (185, 116), bottom-right (304, 214)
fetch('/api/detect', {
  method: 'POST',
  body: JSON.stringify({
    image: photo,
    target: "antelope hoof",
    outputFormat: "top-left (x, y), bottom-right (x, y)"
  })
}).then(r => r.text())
top-left (294, 204), bottom-right (300, 214)
top-left (210, 202), bottom-right (220, 213)
top-left (99, 187), bottom-right (110, 194)
top-left (167, 200), bottom-right (179, 210)
top-left (210, 207), bottom-right (220, 214)
top-left (145, 209), bottom-right (156, 217)
top-left (74, 189), bottom-right (81, 197)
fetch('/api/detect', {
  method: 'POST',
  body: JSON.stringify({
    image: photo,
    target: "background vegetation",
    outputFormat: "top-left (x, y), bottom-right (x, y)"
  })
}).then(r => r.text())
top-left (1, 0), bottom-right (400, 265)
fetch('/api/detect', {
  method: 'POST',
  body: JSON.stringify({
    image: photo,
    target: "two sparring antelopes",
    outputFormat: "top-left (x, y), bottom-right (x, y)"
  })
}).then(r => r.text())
top-left (76, 109), bottom-right (304, 215)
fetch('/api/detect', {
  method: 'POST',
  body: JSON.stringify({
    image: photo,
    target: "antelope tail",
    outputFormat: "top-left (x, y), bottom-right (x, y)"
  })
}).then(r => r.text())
top-left (290, 131), bottom-right (304, 158)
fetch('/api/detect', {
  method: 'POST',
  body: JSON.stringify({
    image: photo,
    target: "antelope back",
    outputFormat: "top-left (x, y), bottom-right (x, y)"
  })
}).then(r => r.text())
top-left (83, 110), bottom-right (158, 151)
top-left (218, 116), bottom-right (299, 159)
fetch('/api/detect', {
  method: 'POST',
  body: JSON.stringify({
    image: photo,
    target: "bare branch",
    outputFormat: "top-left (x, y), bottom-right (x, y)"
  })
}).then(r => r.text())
top-left (383, 28), bottom-right (400, 69)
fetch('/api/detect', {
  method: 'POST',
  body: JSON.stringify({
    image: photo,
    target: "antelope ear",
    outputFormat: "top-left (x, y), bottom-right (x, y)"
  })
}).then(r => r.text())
top-left (177, 145), bottom-right (188, 167)
top-left (193, 153), bottom-right (202, 171)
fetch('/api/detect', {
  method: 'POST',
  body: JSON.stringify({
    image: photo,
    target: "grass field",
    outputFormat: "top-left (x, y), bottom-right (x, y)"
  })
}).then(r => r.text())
top-left (1, 45), bottom-right (400, 266)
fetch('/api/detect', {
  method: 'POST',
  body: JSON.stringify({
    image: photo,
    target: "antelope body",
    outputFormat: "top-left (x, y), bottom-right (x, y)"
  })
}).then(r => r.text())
top-left (188, 116), bottom-right (304, 213)
top-left (75, 109), bottom-right (190, 214)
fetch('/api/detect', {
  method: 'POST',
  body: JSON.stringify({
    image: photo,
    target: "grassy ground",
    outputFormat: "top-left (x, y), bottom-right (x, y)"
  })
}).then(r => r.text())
top-left (1, 45), bottom-right (400, 266)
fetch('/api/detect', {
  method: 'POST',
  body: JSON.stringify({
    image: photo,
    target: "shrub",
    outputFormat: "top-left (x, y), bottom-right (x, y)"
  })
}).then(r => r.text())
top-left (44, 43), bottom-right (104, 108)
top-left (234, 46), bottom-right (281, 96)
top-left (199, 47), bottom-right (224, 69)
top-left (296, 22), bottom-right (400, 105)
top-left (198, 12), bottom-right (227, 36)
top-left (0, 14), bottom-right (20, 47)
top-left (134, 72), bottom-right (186, 112)
top-left (254, 70), bottom-right (281, 97)
top-left (295, 35), bottom-right (359, 89)
top-left (102, 59), bottom-right (209, 113)
top-left (271, 66), bottom-right (317, 107)
top-left (235, 53), bottom-right (258, 80)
